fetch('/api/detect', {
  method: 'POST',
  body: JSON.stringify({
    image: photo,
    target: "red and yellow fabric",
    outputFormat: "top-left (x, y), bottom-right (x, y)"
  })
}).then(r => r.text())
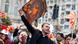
top-left (48, 33), bottom-right (55, 40)
top-left (7, 26), bottom-right (14, 32)
top-left (0, 24), bottom-right (14, 32)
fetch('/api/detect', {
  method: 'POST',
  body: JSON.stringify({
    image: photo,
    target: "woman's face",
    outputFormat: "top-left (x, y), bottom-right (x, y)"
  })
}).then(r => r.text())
top-left (1, 34), bottom-right (6, 40)
top-left (19, 31), bottom-right (28, 42)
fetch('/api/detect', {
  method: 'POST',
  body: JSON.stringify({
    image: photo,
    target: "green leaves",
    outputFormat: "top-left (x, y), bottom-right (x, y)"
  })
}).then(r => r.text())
top-left (1, 16), bottom-right (11, 25)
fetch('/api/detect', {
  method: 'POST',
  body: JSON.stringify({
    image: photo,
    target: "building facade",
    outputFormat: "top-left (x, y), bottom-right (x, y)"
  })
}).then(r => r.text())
top-left (37, 0), bottom-right (78, 32)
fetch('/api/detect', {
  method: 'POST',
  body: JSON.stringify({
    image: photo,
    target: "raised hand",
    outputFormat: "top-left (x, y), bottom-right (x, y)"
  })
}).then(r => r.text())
top-left (18, 9), bottom-right (25, 16)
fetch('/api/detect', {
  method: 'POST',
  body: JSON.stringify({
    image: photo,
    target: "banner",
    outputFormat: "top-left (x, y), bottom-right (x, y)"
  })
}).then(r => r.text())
top-left (22, 0), bottom-right (47, 23)
top-left (66, 12), bottom-right (76, 29)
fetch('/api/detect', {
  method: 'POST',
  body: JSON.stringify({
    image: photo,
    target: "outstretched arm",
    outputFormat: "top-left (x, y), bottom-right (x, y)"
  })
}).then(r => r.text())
top-left (19, 10), bottom-right (36, 34)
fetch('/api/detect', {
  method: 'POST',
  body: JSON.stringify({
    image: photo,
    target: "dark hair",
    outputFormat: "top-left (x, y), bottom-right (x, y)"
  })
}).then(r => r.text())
top-left (41, 23), bottom-right (50, 28)
top-left (66, 33), bottom-right (76, 39)
top-left (18, 29), bottom-right (29, 36)
top-left (57, 33), bottom-right (64, 38)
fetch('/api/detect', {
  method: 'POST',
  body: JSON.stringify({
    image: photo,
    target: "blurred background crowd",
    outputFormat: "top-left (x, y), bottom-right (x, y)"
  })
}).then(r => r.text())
top-left (0, 0), bottom-right (78, 44)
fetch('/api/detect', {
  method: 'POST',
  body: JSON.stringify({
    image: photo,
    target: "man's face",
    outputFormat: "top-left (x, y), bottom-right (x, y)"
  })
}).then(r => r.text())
top-left (42, 23), bottom-right (50, 34)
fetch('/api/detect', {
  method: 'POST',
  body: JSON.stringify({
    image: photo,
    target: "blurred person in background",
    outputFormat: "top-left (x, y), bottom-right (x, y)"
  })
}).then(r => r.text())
top-left (56, 33), bottom-right (64, 44)
top-left (0, 30), bottom-right (11, 44)
top-left (68, 33), bottom-right (77, 44)
top-left (63, 35), bottom-right (71, 44)
top-left (13, 24), bottom-right (30, 44)
top-left (0, 32), bottom-right (4, 44)
top-left (64, 33), bottom-right (77, 44)
top-left (13, 29), bottom-right (29, 44)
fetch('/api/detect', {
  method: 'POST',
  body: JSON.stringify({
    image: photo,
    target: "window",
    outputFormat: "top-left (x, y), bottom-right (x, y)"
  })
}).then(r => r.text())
top-left (45, 15), bottom-right (48, 18)
top-left (5, 0), bottom-right (9, 13)
top-left (65, 18), bottom-right (69, 22)
top-left (50, 0), bottom-right (53, 3)
top-left (62, 0), bottom-right (65, 2)
top-left (64, 25), bottom-right (69, 29)
top-left (72, 0), bottom-right (76, 2)
top-left (42, 19), bottom-right (44, 22)
top-left (14, 7), bottom-right (18, 16)
top-left (68, 0), bottom-right (71, 1)
top-left (42, 16), bottom-right (44, 19)
top-left (62, 5), bottom-right (65, 10)
top-left (63, 0), bottom-right (71, 2)
top-left (72, 4), bottom-right (75, 10)
top-left (50, 12), bottom-right (53, 15)
top-left (46, 13), bottom-right (48, 16)
top-left (48, 18), bottom-right (51, 22)
top-left (62, 7), bottom-right (65, 11)
top-left (61, 12), bottom-right (65, 15)
top-left (24, 0), bottom-right (26, 4)
top-left (49, 6), bottom-right (52, 9)
top-left (5, 4), bottom-right (9, 13)
top-left (6, 0), bottom-right (9, 3)
top-left (46, 1), bottom-right (49, 4)
top-left (60, 19), bottom-right (65, 24)
top-left (54, 0), bottom-right (57, 3)
top-left (66, 11), bottom-right (70, 15)
top-left (66, 4), bottom-right (71, 8)
top-left (60, 26), bottom-right (63, 29)
top-left (58, 0), bottom-right (61, 3)
top-left (38, 19), bottom-right (41, 24)
top-left (46, 20), bottom-right (47, 22)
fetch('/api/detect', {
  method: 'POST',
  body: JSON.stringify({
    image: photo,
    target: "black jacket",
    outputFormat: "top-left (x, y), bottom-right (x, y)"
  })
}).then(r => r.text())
top-left (21, 15), bottom-right (54, 44)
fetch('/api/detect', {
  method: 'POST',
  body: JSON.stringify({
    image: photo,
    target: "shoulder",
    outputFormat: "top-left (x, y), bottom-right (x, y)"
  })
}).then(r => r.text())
top-left (32, 29), bottom-right (42, 37)
top-left (35, 29), bottom-right (42, 34)
top-left (33, 29), bottom-right (41, 34)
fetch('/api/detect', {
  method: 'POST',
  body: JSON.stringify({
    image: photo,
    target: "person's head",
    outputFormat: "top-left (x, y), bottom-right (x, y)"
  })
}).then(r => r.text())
top-left (18, 30), bottom-right (28, 43)
top-left (0, 30), bottom-right (8, 40)
top-left (65, 33), bottom-right (76, 40)
top-left (56, 33), bottom-right (64, 41)
top-left (41, 23), bottom-right (50, 34)
top-left (1, 33), bottom-right (8, 40)
top-left (65, 35), bottom-right (71, 41)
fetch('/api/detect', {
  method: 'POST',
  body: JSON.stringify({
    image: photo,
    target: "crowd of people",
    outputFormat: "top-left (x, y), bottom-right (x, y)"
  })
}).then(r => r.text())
top-left (0, 10), bottom-right (78, 44)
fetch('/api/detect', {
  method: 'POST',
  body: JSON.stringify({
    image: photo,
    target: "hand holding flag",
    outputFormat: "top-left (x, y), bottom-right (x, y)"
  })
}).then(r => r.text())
top-left (21, 0), bottom-right (47, 23)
